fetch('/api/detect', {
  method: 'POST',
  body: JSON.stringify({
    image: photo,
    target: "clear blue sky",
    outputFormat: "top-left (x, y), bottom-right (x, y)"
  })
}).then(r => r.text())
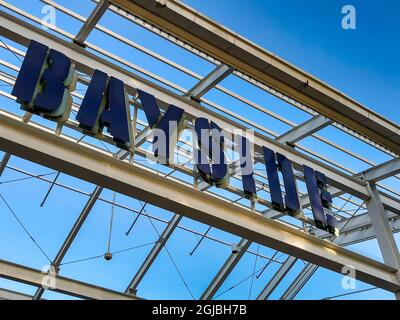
top-left (0, 0), bottom-right (399, 300)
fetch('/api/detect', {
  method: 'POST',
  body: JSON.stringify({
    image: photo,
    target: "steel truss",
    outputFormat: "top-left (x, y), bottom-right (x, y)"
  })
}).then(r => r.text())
top-left (0, 0), bottom-right (399, 300)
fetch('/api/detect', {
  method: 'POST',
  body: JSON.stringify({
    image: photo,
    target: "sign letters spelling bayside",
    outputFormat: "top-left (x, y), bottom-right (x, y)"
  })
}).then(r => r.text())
top-left (11, 40), bottom-right (339, 236)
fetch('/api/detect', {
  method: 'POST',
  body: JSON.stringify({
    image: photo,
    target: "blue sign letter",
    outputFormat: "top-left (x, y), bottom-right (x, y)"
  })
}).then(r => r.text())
top-left (137, 89), bottom-right (184, 163)
top-left (239, 136), bottom-right (257, 199)
top-left (263, 147), bottom-right (300, 214)
top-left (76, 70), bottom-right (132, 150)
top-left (194, 118), bottom-right (229, 187)
top-left (12, 40), bottom-right (76, 122)
top-left (303, 166), bottom-right (338, 235)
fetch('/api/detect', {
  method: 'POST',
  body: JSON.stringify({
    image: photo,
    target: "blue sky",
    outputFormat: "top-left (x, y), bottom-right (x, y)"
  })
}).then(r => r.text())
top-left (0, 0), bottom-right (399, 300)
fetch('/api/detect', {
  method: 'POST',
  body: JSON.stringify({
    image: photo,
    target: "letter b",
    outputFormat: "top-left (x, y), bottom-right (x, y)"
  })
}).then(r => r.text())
top-left (12, 40), bottom-right (77, 122)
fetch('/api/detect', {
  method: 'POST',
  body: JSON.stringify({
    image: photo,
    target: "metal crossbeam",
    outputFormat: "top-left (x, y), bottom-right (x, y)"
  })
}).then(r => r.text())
top-left (125, 214), bottom-right (182, 293)
top-left (335, 213), bottom-right (400, 247)
top-left (134, 125), bottom-right (152, 147)
top-left (33, 186), bottom-right (104, 300)
top-left (73, 0), bottom-right (109, 45)
top-left (280, 263), bottom-right (318, 300)
top-left (256, 256), bottom-right (298, 300)
top-left (0, 288), bottom-right (33, 300)
top-left (361, 158), bottom-right (400, 182)
top-left (0, 259), bottom-right (138, 300)
top-left (185, 64), bottom-right (233, 100)
top-left (276, 115), bottom-right (332, 145)
top-left (0, 113), bottom-right (31, 177)
top-left (200, 239), bottom-right (251, 300)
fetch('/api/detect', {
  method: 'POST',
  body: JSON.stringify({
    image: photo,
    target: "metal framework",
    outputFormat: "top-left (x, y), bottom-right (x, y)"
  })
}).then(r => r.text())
top-left (0, 0), bottom-right (399, 300)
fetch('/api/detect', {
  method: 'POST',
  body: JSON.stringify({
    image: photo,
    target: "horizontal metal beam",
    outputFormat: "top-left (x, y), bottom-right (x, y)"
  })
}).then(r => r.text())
top-left (314, 210), bottom-right (396, 240)
top-left (0, 259), bottom-right (138, 300)
top-left (335, 214), bottom-right (400, 247)
top-left (0, 112), bottom-right (399, 292)
top-left (277, 115), bottom-right (332, 145)
top-left (73, 0), bottom-right (109, 45)
top-left (110, 0), bottom-right (400, 155)
top-left (360, 158), bottom-right (400, 183)
top-left (0, 288), bottom-right (33, 300)
top-left (134, 125), bottom-right (152, 147)
top-left (1, 10), bottom-right (399, 214)
top-left (185, 63), bottom-right (233, 100)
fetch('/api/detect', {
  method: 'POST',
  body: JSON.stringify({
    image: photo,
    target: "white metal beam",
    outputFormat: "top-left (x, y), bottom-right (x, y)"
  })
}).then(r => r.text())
top-left (6, 153), bottom-right (396, 257)
top-left (73, 0), bottom-right (109, 46)
top-left (335, 214), bottom-right (400, 247)
top-left (0, 112), bottom-right (399, 293)
top-left (360, 158), bottom-right (400, 183)
top-left (0, 287), bottom-right (32, 300)
top-left (276, 115), bottom-right (332, 145)
top-left (0, 259), bottom-right (138, 300)
top-left (185, 63), bottom-right (233, 100)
